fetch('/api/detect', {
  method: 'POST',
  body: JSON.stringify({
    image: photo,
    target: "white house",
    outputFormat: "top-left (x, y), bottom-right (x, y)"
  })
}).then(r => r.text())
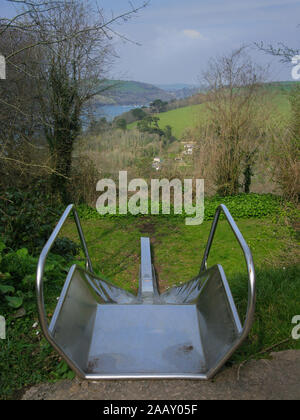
top-left (182, 142), bottom-right (196, 155)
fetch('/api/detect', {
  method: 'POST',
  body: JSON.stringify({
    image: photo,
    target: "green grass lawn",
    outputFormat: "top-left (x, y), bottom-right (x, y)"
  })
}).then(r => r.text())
top-left (62, 216), bottom-right (292, 293)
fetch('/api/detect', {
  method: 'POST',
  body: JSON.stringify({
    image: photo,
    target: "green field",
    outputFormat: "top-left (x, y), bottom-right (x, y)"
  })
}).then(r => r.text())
top-left (128, 103), bottom-right (207, 138)
top-left (128, 87), bottom-right (292, 139)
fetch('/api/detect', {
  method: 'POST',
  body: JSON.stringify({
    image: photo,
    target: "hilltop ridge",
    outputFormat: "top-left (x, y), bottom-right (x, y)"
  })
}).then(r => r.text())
top-left (94, 80), bottom-right (175, 106)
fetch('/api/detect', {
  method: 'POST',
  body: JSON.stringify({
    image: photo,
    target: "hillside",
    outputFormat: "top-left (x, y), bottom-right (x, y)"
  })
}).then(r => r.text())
top-left (93, 80), bottom-right (175, 106)
top-left (128, 103), bottom-right (207, 138)
top-left (128, 83), bottom-right (294, 139)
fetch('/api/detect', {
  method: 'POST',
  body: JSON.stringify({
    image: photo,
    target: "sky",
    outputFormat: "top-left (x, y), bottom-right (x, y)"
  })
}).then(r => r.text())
top-left (1, 0), bottom-right (299, 85)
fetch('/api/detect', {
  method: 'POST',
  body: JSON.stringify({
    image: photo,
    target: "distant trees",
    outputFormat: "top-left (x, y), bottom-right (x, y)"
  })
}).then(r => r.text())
top-left (137, 116), bottom-right (164, 136)
top-left (88, 118), bottom-right (111, 134)
top-left (131, 108), bottom-right (147, 121)
top-left (115, 118), bottom-right (127, 131)
top-left (150, 99), bottom-right (168, 113)
top-left (136, 115), bottom-right (175, 148)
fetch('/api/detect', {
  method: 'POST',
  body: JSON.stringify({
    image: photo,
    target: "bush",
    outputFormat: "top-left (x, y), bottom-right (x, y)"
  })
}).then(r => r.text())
top-left (0, 183), bottom-right (64, 255)
top-left (0, 182), bottom-right (81, 260)
top-left (270, 131), bottom-right (300, 202)
top-left (0, 239), bottom-right (77, 399)
top-left (52, 237), bottom-right (80, 260)
top-left (0, 240), bottom-right (72, 312)
top-left (203, 193), bottom-right (282, 220)
top-left (68, 156), bottom-right (101, 206)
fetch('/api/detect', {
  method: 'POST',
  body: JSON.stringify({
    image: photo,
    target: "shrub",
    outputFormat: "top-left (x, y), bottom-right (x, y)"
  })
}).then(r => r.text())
top-left (270, 130), bottom-right (300, 202)
top-left (75, 193), bottom-right (283, 222)
top-left (0, 182), bottom-right (64, 255)
top-left (0, 239), bottom-right (77, 399)
top-left (0, 184), bottom-right (79, 259)
top-left (68, 156), bottom-right (101, 206)
top-left (0, 240), bottom-right (72, 312)
top-left (203, 193), bottom-right (282, 220)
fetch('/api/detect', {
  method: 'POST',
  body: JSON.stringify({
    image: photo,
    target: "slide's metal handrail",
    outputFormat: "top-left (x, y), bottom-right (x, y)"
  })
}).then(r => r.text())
top-left (36, 204), bottom-right (93, 334)
top-left (200, 204), bottom-right (256, 339)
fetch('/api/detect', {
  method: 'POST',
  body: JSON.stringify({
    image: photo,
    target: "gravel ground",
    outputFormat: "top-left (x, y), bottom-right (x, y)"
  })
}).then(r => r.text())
top-left (21, 350), bottom-right (300, 400)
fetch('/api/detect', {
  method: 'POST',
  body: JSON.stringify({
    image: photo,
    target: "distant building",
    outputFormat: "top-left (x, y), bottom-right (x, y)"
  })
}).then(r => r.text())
top-left (181, 142), bottom-right (196, 155)
top-left (152, 157), bottom-right (162, 171)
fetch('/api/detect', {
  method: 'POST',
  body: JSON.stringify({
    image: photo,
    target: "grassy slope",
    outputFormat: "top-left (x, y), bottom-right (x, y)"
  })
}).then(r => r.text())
top-left (128, 103), bottom-right (207, 138)
top-left (153, 103), bottom-right (208, 138)
top-left (62, 216), bottom-right (294, 293)
top-left (128, 88), bottom-right (292, 139)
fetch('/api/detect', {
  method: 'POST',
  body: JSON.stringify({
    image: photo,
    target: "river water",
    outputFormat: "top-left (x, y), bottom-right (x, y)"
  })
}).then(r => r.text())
top-left (94, 104), bottom-right (144, 121)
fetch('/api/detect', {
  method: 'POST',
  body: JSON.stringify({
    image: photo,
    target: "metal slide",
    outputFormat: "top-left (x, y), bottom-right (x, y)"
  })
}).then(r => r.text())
top-left (36, 205), bottom-right (256, 380)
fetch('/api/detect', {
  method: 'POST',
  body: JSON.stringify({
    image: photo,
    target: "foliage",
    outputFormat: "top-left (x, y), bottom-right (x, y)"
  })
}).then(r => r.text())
top-left (52, 237), bottom-right (80, 261)
top-left (137, 115), bottom-right (165, 136)
top-left (115, 118), bottom-right (127, 131)
top-left (203, 47), bottom-right (268, 196)
top-left (75, 193), bottom-right (283, 222)
top-left (270, 85), bottom-right (300, 202)
top-left (137, 115), bottom-right (176, 144)
top-left (68, 155), bottom-right (101, 206)
top-left (131, 107), bottom-right (147, 121)
top-left (203, 193), bottom-right (282, 220)
top-left (88, 117), bottom-right (111, 134)
top-left (51, 360), bottom-right (76, 380)
top-left (0, 185), bottom-right (64, 255)
top-left (0, 242), bottom-right (23, 309)
top-left (0, 240), bottom-right (73, 311)
top-left (0, 183), bottom-right (82, 258)
top-left (0, 235), bottom-right (78, 399)
top-left (150, 99), bottom-right (168, 113)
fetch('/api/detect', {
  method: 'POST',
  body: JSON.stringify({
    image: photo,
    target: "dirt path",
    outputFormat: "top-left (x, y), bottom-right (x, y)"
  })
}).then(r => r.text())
top-left (21, 350), bottom-right (300, 400)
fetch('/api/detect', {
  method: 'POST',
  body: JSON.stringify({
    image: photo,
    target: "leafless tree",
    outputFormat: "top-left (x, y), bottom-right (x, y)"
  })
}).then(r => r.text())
top-left (255, 25), bottom-right (299, 64)
top-left (201, 47), bottom-right (268, 195)
top-left (0, 0), bottom-right (149, 200)
top-left (256, 31), bottom-right (300, 201)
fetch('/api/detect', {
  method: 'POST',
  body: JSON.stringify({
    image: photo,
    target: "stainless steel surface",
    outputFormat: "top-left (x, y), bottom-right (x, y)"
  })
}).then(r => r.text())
top-left (139, 237), bottom-right (160, 302)
top-left (36, 204), bottom-right (256, 380)
top-left (200, 204), bottom-right (256, 341)
top-left (140, 237), bottom-right (154, 295)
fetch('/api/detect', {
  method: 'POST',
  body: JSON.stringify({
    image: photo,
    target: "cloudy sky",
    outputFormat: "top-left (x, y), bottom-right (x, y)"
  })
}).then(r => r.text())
top-left (1, 0), bottom-right (299, 84)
